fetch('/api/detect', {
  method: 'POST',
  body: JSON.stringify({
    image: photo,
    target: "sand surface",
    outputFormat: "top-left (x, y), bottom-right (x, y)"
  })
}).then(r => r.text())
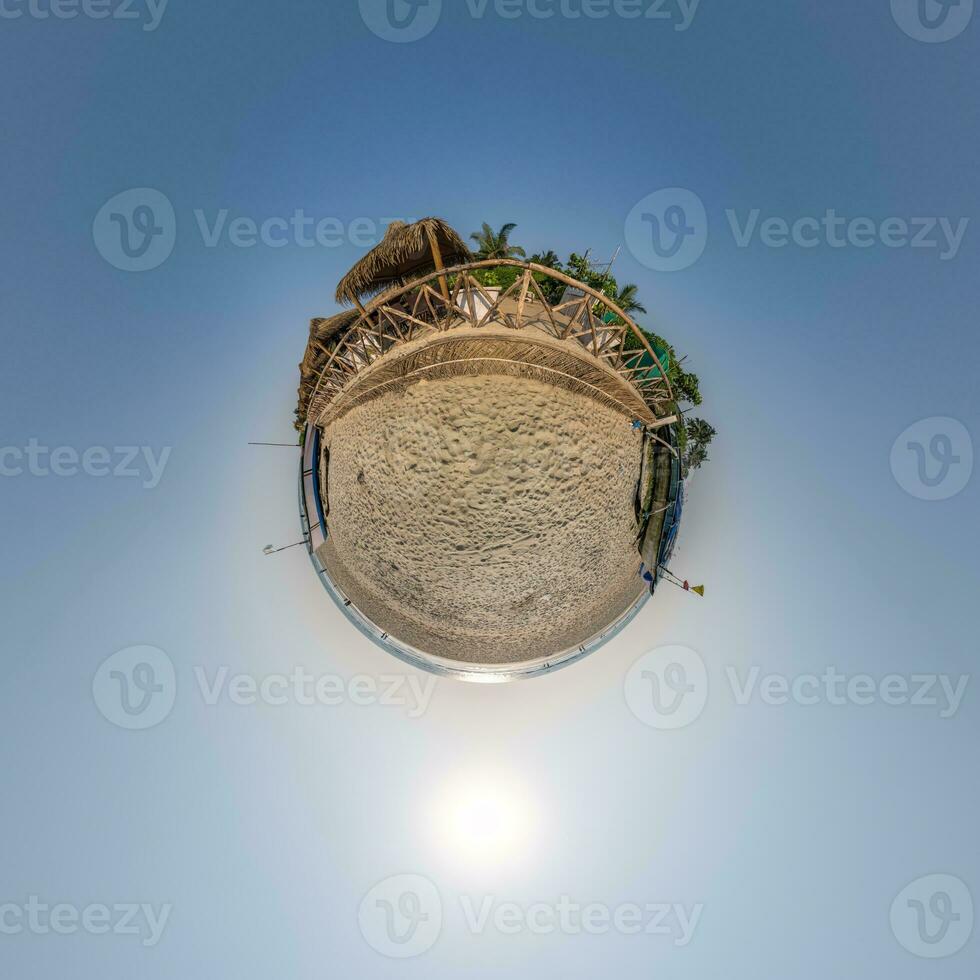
top-left (317, 374), bottom-right (644, 665)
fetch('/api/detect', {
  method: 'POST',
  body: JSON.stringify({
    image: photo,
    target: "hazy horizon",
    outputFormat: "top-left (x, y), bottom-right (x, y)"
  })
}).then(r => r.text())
top-left (1, 1), bottom-right (977, 976)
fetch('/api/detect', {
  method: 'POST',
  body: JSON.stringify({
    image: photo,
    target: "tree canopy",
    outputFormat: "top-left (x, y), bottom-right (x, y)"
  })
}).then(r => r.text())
top-left (471, 222), bottom-right (527, 260)
top-left (487, 226), bottom-right (715, 473)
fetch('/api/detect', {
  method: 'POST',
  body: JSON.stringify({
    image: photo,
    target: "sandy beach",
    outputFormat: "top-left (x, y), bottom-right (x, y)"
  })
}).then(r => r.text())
top-left (316, 373), bottom-right (645, 665)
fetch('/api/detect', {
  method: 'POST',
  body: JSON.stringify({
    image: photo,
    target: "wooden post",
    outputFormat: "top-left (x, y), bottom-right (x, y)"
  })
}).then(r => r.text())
top-left (425, 226), bottom-right (451, 303)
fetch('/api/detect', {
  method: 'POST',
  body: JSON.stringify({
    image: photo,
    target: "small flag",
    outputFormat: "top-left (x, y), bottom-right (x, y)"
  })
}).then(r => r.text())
top-left (692, 585), bottom-right (705, 597)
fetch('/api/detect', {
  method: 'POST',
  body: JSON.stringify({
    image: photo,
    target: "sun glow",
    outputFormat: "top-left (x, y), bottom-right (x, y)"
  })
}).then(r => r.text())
top-left (430, 771), bottom-right (538, 869)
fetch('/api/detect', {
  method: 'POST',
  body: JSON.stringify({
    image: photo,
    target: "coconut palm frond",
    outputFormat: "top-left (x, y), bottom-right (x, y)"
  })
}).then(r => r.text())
top-left (470, 222), bottom-right (526, 260)
top-left (612, 283), bottom-right (646, 316)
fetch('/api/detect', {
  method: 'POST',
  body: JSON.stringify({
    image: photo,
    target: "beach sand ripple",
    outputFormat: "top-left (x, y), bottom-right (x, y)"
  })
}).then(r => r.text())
top-left (317, 374), bottom-right (644, 665)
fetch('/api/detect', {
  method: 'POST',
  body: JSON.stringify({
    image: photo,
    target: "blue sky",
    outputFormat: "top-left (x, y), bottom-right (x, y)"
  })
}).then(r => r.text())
top-left (1, 1), bottom-right (978, 977)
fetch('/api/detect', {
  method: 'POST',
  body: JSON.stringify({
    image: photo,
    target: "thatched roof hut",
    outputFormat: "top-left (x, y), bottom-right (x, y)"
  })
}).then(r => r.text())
top-left (335, 217), bottom-right (470, 307)
top-left (295, 310), bottom-right (361, 429)
top-left (310, 310), bottom-right (361, 347)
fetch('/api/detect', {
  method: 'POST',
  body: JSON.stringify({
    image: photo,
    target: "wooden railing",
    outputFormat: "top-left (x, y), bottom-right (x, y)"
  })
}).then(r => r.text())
top-left (307, 260), bottom-right (675, 427)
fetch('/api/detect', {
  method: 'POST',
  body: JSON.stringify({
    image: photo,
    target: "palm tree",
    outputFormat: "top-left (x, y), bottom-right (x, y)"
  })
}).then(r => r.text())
top-left (609, 283), bottom-right (646, 317)
top-left (683, 418), bottom-right (716, 473)
top-left (530, 249), bottom-right (561, 269)
top-left (686, 418), bottom-right (716, 447)
top-left (684, 443), bottom-right (710, 472)
top-left (471, 222), bottom-right (526, 260)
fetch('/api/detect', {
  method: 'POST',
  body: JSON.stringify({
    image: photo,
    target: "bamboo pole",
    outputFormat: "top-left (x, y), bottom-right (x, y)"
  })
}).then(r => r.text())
top-left (308, 259), bottom-right (676, 423)
top-left (425, 225), bottom-right (451, 303)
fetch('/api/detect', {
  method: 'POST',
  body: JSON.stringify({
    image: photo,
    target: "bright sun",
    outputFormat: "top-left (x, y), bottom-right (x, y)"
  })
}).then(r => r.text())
top-left (430, 771), bottom-right (537, 868)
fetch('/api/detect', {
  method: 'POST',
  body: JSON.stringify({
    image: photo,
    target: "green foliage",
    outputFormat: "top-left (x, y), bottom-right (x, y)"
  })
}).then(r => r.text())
top-left (566, 252), bottom-right (617, 297)
top-left (470, 222), bottom-right (527, 260)
top-left (686, 418), bottom-right (716, 446)
top-left (474, 225), bottom-right (714, 472)
top-left (675, 415), bottom-right (689, 457)
top-left (673, 368), bottom-right (702, 407)
top-left (471, 265), bottom-right (524, 290)
top-left (609, 283), bottom-right (646, 318)
top-left (529, 249), bottom-right (559, 267)
top-left (683, 417), bottom-right (716, 473)
top-left (684, 442), bottom-right (710, 470)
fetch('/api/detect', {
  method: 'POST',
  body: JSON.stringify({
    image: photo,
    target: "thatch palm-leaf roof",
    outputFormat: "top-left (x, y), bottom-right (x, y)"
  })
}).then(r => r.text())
top-left (310, 309), bottom-right (360, 347)
top-left (335, 217), bottom-right (471, 306)
top-left (295, 310), bottom-right (362, 428)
